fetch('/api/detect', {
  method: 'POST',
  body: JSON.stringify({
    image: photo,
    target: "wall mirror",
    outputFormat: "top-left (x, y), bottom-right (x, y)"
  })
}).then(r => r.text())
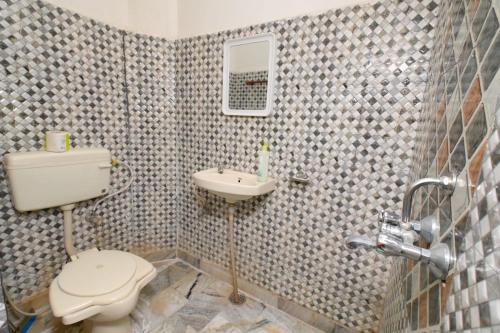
top-left (223, 33), bottom-right (275, 116)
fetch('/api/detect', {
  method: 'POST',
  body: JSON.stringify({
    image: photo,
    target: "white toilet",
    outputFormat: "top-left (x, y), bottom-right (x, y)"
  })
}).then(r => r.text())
top-left (4, 148), bottom-right (156, 333)
top-left (49, 248), bottom-right (155, 332)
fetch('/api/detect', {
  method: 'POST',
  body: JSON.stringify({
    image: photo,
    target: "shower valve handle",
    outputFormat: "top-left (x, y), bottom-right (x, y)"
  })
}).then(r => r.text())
top-left (378, 210), bottom-right (401, 225)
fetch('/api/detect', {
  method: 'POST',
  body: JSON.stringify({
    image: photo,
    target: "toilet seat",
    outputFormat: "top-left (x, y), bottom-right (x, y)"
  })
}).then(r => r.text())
top-left (58, 250), bottom-right (137, 297)
top-left (49, 249), bottom-right (156, 325)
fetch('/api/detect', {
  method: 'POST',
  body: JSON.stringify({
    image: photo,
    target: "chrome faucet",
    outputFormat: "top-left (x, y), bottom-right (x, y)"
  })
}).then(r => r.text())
top-left (346, 235), bottom-right (376, 249)
top-left (217, 143), bottom-right (227, 174)
top-left (379, 220), bottom-right (418, 244)
top-left (217, 164), bottom-right (224, 174)
top-left (345, 174), bottom-right (457, 279)
top-left (346, 229), bottom-right (453, 278)
top-left (376, 233), bottom-right (453, 278)
top-left (401, 175), bottom-right (456, 223)
top-left (378, 210), bottom-right (439, 244)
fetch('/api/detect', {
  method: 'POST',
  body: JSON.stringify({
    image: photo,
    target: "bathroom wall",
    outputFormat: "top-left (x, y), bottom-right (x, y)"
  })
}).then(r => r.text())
top-left (0, 0), bottom-right (176, 302)
top-left (127, 0), bottom-right (178, 39)
top-left (124, 33), bottom-right (177, 252)
top-left (176, 0), bottom-right (439, 330)
top-left (379, 0), bottom-right (500, 331)
top-left (44, 0), bottom-right (178, 39)
top-left (176, 0), bottom-right (378, 38)
top-left (4, 0), bottom-right (497, 332)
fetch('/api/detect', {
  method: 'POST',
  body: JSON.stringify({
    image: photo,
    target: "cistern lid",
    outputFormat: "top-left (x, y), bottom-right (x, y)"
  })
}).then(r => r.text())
top-left (58, 250), bottom-right (137, 297)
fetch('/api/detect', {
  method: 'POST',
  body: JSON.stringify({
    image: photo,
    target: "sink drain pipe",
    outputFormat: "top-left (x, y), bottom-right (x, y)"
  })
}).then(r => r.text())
top-left (227, 203), bottom-right (245, 305)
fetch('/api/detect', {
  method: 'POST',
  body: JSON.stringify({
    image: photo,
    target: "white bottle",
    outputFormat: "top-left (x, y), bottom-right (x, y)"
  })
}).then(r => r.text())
top-left (257, 139), bottom-right (269, 182)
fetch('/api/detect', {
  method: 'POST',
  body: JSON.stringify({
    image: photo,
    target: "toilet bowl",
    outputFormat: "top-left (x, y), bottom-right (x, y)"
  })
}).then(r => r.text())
top-left (49, 248), bottom-right (156, 333)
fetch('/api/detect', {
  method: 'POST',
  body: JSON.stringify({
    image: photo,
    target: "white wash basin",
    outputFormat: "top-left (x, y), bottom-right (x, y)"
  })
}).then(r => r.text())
top-left (193, 168), bottom-right (276, 203)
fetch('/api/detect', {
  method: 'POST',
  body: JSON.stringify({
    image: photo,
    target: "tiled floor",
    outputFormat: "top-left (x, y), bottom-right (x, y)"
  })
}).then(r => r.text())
top-left (134, 260), bottom-right (322, 333)
top-left (9, 260), bottom-right (322, 333)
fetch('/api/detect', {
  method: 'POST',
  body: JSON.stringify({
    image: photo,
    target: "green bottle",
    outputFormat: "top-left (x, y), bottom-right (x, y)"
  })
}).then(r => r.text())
top-left (257, 139), bottom-right (269, 182)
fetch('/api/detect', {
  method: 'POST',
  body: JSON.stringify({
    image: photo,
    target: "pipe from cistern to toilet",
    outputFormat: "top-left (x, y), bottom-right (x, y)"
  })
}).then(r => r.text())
top-left (61, 204), bottom-right (77, 259)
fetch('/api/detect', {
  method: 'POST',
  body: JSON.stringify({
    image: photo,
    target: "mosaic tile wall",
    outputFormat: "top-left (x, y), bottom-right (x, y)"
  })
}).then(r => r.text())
top-left (0, 0), bottom-right (176, 304)
top-left (9, 0), bottom-right (498, 332)
top-left (228, 71), bottom-right (268, 110)
top-left (176, 0), bottom-right (439, 330)
top-left (124, 33), bottom-right (177, 252)
top-left (379, 0), bottom-right (500, 331)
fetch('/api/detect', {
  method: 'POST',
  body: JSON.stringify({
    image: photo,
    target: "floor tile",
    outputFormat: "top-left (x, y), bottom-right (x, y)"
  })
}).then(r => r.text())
top-left (10, 260), bottom-right (322, 333)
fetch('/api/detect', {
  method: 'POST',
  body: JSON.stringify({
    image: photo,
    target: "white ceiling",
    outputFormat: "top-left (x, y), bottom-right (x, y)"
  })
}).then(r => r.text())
top-left (45, 0), bottom-right (377, 39)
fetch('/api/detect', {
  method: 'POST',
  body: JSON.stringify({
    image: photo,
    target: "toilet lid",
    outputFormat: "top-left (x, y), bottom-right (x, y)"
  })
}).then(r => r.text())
top-left (58, 250), bottom-right (137, 297)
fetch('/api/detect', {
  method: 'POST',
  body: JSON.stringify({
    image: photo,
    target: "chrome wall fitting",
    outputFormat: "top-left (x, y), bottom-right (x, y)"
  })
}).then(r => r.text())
top-left (217, 164), bottom-right (224, 174)
top-left (379, 209), bottom-right (418, 243)
top-left (427, 243), bottom-right (454, 278)
top-left (378, 210), bottom-right (440, 244)
top-left (346, 235), bottom-right (377, 250)
top-left (290, 168), bottom-right (309, 184)
top-left (346, 232), bottom-right (454, 279)
top-left (376, 233), bottom-right (453, 279)
top-left (401, 174), bottom-right (457, 223)
top-left (378, 210), bottom-right (401, 225)
top-left (345, 175), bottom-right (457, 279)
top-left (418, 215), bottom-right (440, 244)
top-left (379, 222), bottom-right (418, 244)
top-left (347, 212), bottom-right (453, 278)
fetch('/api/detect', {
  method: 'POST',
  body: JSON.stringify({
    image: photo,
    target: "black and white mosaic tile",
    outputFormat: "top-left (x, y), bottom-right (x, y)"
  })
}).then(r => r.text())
top-left (379, 0), bottom-right (500, 330)
top-left (443, 128), bottom-right (500, 331)
top-left (0, 0), bottom-right (126, 301)
top-left (0, 0), bottom-right (176, 302)
top-left (124, 33), bottom-right (177, 253)
top-left (176, 0), bottom-right (440, 330)
top-left (0, 0), bottom-right (454, 331)
top-left (228, 71), bottom-right (268, 110)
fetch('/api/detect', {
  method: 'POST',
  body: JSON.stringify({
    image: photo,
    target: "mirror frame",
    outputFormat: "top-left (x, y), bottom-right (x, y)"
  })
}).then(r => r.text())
top-left (222, 33), bottom-right (276, 117)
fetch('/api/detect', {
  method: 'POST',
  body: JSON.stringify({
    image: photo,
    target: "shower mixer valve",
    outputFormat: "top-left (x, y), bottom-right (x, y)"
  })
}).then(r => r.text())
top-left (378, 217), bottom-right (418, 244)
top-left (378, 210), bottom-right (441, 244)
top-left (346, 174), bottom-right (457, 279)
top-left (378, 210), bottom-right (401, 225)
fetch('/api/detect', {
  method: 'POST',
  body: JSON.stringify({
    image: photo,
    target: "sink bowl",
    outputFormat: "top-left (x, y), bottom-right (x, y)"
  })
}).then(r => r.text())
top-left (193, 168), bottom-right (277, 203)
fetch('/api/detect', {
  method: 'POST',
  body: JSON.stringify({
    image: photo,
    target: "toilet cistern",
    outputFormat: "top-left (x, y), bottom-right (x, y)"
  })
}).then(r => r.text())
top-left (4, 148), bottom-right (112, 259)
